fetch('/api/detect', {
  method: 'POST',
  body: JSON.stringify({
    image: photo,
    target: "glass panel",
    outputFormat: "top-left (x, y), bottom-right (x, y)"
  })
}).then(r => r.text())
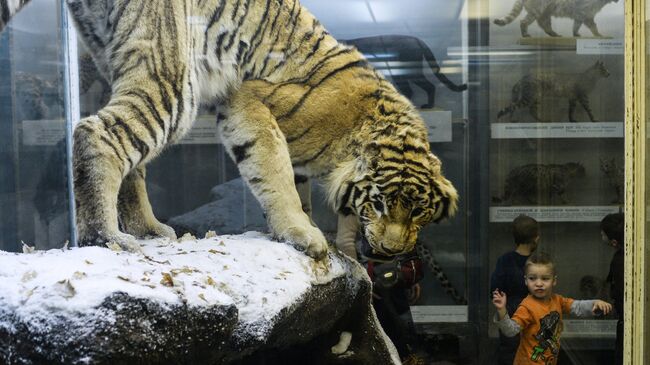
top-left (487, 0), bottom-right (625, 364)
top-left (0, 0), bottom-right (70, 252)
top-left (1, 0), bottom-right (630, 363)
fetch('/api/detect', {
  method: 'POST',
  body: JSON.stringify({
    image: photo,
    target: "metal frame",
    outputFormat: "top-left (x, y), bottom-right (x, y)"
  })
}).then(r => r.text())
top-left (60, 1), bottom-right (80, 247)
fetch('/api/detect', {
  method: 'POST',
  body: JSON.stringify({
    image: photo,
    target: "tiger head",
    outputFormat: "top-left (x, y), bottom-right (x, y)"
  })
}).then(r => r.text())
top-left (328, 139), bottom-right (458, 256)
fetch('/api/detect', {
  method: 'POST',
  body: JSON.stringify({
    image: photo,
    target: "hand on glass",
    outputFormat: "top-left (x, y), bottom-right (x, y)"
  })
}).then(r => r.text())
top-left (492, 289), bottom-right (507, 310)
top-left (592, 300), bottom-right (613, 316)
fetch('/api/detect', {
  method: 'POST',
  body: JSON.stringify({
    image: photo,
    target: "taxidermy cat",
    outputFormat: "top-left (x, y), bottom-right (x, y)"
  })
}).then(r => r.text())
top-left (343, 35), bottom-right (467, 109)
top-left (492, 162), bottom-right (586, 205)
top-left (497, 60), bottom-right (609, 123)
top-left (494, 0), bottom-right (619, 37)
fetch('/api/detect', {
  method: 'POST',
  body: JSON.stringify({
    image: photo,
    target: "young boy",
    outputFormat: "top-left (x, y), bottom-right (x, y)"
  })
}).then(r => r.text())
top-left (601, 212), bottom-right (624, 365)
top-left (492, 252), bottom-right (612, 365)
top-left (490, 214), bottom-right (540, 365)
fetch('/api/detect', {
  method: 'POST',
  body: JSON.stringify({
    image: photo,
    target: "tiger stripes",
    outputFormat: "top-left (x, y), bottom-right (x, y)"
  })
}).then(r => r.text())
top-left (2, 0), bottom-right (458, 259)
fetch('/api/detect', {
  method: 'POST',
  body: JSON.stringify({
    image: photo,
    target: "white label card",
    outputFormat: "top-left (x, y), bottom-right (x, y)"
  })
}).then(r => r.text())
top-left (491, 122), bottom-right (623, 139)
top-left (420, 110), bottom-right (452, 143)
top-left (22, 119), bottom-right (66, 146)
top-left (410, 305), bottom-right (468, 323)
top-left (179, 116), bottom-right (221, 145)
top-left (490, 206), bottom-right (621, 222)
top-left (562, 319), bottom-right (617, 338)
top-left (576, 39), bottom-right (624, 55)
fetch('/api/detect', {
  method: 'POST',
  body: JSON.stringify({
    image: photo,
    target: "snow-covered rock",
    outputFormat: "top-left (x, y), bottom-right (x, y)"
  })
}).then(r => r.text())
top-left (0, 232), bottom-right (399, 364)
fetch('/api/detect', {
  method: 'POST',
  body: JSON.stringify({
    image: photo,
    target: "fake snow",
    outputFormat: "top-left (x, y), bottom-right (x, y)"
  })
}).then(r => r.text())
top-left (0, 232), bottom-right (346, 340)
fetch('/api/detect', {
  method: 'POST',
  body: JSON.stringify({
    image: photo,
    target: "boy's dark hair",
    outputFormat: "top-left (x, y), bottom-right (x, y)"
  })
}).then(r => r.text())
top-left (512, 214), bottom-right (539, 245)
top-left (525, 252), bottom-right (555, 275)
top-left (600, 212), bottom-right (624, 244)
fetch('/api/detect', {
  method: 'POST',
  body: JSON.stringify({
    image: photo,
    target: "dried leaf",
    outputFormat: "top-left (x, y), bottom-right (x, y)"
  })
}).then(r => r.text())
top-left (21, 287), bottom-right (35, 304)
top-left (84, 260), bottom-right (94, 265)
top-left (208, 249), bottom-right (227, 255)
top-left (218, 240), bottom-right (225, 246)
top-left (117, 275), bottom-right (132, 282)
top-left (160, 272), bottom-right (174, 287)
top-left (144, 255), bottom-right (170, 265)
top-left (177, 233), bottom-right (196, 242)
top-left (54, 279), bottom-right (76, 299)
top-left (206, 276), bottom-right (217, 287)
top-left (222, 265), bottom-right (229, 270)
top-left (72, 271), bottom-right (87, 280)
top-left (198, 293), bottom-right (208, 303)
top-left (204, 230), bottom-right (217, 239)
top-left (21, 270), bottom-right (37, 283)
top-left (21, 242), bottom-right (35, 254)
top-left (141, 277), bottom-right (151, 282)
top-left (106, 242), bottom-right (122, 252)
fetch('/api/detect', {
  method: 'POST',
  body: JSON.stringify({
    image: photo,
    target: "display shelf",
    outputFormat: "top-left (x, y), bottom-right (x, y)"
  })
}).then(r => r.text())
top-left (489, 206), bottom-right (620, 222)
top-left (491, 122), bottom-right (623, 139)
top-left (449, 38), bottom-right (623, 56)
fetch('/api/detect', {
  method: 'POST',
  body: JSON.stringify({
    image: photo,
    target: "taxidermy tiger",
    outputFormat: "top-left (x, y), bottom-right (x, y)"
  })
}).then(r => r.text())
top-left (1, 0), bottom-right (458, 259)
top-left (492, 162), bottom-right (586, 205)
top-left (497, 60), bottom-right (609, 123)
top-left (493, 0), bottom-right (618, 38)
top-left (342, 35), bottom-right (467, 109)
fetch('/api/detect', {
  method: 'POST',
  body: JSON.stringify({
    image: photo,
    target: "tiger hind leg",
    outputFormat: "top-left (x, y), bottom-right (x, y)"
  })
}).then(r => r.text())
top-left (118, 166), bottom-right (176, 240)
top-left (219, 89), bottom-right (328, 260)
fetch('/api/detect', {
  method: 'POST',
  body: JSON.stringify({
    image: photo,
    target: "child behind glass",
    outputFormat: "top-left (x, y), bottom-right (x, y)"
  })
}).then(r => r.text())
top-left (492, 252), bottom-right (612, 365)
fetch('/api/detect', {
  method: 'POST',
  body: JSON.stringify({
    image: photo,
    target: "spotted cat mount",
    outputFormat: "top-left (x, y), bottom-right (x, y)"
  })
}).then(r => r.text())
top-left (492, 162), bottom-right (586, 205)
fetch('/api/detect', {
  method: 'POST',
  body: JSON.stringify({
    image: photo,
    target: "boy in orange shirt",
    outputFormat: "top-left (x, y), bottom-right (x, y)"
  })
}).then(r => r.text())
top-left (492, 252), bottom-right (612, 365)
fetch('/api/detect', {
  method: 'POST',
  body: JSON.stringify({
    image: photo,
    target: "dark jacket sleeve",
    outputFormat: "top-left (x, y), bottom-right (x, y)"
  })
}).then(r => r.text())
top-left (490, 256), bottom-right (505, 294)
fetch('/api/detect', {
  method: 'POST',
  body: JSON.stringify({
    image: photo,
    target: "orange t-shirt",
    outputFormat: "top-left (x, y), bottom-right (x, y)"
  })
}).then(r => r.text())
top-left (511, 294), bottom-right (575, 365)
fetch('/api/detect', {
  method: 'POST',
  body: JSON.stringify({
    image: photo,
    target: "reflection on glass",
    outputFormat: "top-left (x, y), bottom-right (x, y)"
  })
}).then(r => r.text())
top-left (0, 0), bottom-right (70, 252)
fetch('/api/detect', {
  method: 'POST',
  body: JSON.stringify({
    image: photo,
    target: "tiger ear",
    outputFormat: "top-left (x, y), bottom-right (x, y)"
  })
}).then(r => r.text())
top-left (427, 153), bottom-right (459, 221)
top-left (432, 175), bottom-right (459, 221)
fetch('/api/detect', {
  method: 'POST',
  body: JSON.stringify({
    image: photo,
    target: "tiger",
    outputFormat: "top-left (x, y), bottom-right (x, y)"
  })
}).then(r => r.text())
top-left (1, 0), bottom-right (458, 259)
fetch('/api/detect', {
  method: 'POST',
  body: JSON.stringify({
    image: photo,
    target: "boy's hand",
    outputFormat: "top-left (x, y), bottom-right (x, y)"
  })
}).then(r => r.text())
top-left (492, 289), bottom-right (509, 319)
top-left (592, 300), bottom-right (613, 316)
top-left (492, 289), bottom-right (507, 309)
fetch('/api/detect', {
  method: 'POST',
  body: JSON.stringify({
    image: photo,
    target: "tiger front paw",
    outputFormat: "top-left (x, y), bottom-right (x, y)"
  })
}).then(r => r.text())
top-left (279, 225), bottom-right (329, 260)
top-left (79, 230), bottom-right (143, 254)
top-left (141, 221), bottom-right (177, 240)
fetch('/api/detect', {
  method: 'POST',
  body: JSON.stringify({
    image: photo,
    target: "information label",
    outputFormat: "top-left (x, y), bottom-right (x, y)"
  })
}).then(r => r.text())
top-left (489, 206), bottom-right (620, 222)
top-left (576, 38), bottom-right (624, 55)
top-left (563, 319), bottom-right (617, 338)
top-left (420, 110), bottom-right (452, 143)
top-left (179, 116), bottom-right (221, 145)
top-left (22, 119), bottom-right (66, 146)
top-left (410, 305), bottom-right (468, 323)
top-left (491, 122), bottom-right (623, 139)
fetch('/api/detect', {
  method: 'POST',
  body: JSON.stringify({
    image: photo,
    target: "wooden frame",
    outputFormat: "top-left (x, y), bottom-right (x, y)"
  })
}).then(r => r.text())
top-left (624, 0), bottom-right (648, 363)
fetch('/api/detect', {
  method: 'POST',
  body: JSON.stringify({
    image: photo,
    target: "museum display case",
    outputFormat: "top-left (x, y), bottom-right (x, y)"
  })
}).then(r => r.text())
top-left (2, 0), bottom-right (648, 363)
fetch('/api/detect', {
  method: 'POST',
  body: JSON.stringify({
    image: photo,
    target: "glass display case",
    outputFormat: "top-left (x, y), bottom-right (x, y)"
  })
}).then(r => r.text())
top-left (0, 0), bottom-right (633, 363)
